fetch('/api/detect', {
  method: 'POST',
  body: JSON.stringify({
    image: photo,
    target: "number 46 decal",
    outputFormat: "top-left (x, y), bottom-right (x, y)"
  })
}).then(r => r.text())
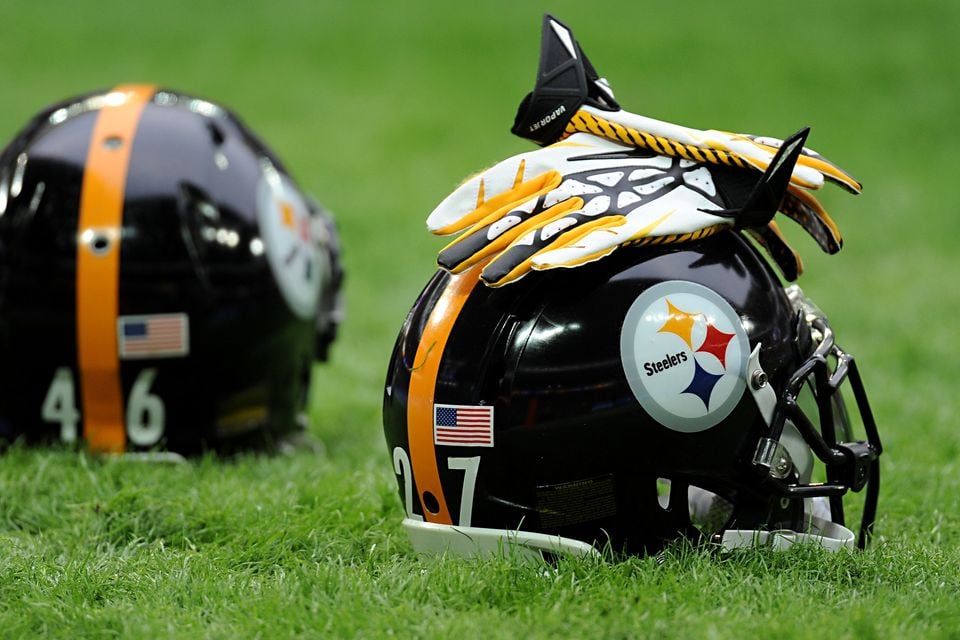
top-left (41, 367), bottom-right (166, 446)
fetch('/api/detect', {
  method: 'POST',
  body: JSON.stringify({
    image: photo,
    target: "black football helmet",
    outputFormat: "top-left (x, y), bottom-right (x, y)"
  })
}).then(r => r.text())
top-left (383, 231), bottom-right (880, 558)
top-left (0, 85), bottom-right (343, 454)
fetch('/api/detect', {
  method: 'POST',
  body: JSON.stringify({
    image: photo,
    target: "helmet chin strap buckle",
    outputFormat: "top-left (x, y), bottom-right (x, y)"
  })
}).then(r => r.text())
top-left (747, 343), bottom-right (777, 427)
top-left (747, 342), bottom-right (815, 482)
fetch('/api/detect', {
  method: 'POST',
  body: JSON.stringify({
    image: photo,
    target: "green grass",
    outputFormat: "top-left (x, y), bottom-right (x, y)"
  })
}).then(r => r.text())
top-left (2, 0), bottom-right (959, 637)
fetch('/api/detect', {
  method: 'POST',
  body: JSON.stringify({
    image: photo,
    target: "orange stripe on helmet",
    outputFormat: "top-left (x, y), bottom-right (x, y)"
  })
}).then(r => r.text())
top-left (76, 84), bottom-right (156, 453)
top-left (407, 265), bottom-right (485, 524)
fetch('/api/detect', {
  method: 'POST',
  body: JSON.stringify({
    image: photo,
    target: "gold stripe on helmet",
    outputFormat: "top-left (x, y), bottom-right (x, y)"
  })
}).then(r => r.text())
top-left (76, 84), bottom-right (156, 453)
top-left (407, 265), bottom-right (485, 524)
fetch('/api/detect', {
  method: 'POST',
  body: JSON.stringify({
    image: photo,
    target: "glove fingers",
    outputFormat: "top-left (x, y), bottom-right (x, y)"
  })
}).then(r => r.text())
top-left (781, 187), bottom-right (843, 254)
top-left (745, 221), bottom-right (803, 282)
top-left (480, 183), bottom-right (635, 285)
top-left (748, 135), bottom-right (862, 194)
top-left (531, 207), bottom-right (687, 272)
top-left (428, 166), bottom-right (562, 236)
top-left (531, 187), bottom-right (734, 272)
top-left (438, 197), bottom-right (584, 273)
top-left (428, 134), bottom-right (624, 236)
top-left (528, 217), bottom-right (632, 272)
top-left (795, 152), bottom-right (861, 194)
top-left (482, 214), bottom-right (628, 286)
top-left (714, 131), bottom-right (827, 191)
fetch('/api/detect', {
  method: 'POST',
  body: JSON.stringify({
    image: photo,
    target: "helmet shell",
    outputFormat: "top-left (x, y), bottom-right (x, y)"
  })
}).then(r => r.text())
top-left (384, 231), bottom-right (808, 554)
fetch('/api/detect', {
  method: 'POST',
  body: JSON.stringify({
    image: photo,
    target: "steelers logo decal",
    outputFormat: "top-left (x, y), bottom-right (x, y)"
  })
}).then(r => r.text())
top-left (620, 281), bottom-right (749, 433)
top-left (256, 170), bottom-right (325, 319)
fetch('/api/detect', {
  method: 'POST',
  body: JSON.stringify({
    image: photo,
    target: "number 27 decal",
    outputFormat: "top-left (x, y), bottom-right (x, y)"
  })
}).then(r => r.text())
top-left (41, 367), bottom-right (166, 446)
top-left (392, 447), bottom-right (480, 527)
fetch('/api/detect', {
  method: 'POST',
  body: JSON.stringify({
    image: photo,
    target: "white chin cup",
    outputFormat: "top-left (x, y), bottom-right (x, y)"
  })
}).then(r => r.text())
top-left (403, 518), bottom-right (601, 560)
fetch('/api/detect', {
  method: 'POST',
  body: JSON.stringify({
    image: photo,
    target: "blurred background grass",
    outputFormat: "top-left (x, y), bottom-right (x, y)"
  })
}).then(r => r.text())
top-left (1, 0), bottom-right (958, 636)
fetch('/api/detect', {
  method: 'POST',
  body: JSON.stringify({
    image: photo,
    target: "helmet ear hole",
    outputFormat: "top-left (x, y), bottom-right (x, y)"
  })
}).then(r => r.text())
top-left (687, 485), bottom-right (734, 536)
top-left (206, 120), bottom-right (226, 147)
top-left (655, 478), bottom-right (671, 510)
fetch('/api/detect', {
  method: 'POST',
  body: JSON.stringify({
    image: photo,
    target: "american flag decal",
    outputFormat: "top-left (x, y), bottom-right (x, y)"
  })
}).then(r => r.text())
top-left (117, 313), bottom-right (190, 359)
top-left (434, 404), bottom-right (494, 447)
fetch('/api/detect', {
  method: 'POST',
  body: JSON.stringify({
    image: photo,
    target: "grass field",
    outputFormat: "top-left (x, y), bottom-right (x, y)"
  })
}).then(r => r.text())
top-left (1, 0), bottom-right (959, 637)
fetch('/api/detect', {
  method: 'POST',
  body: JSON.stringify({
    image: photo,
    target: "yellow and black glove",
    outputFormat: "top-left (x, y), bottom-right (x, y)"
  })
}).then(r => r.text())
top-left (428, 14), bottom-right (860, 286)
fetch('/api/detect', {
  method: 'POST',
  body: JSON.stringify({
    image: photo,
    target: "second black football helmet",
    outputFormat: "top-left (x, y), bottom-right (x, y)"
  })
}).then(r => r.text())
top-left (0, 85), bottom-right (343, 454)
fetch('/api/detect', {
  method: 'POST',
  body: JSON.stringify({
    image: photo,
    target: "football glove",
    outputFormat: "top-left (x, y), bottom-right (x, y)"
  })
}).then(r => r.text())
top-left (427, 14), bottom-right (860, 286)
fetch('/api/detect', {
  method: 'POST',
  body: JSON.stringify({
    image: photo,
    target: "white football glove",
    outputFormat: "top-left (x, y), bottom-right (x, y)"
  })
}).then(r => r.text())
top-left (427, 14), bottom-right (860, 287)
top-left (429, 125), bottom-right (849, 286)
top-left (429, 133), bottom-right (735, 286)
